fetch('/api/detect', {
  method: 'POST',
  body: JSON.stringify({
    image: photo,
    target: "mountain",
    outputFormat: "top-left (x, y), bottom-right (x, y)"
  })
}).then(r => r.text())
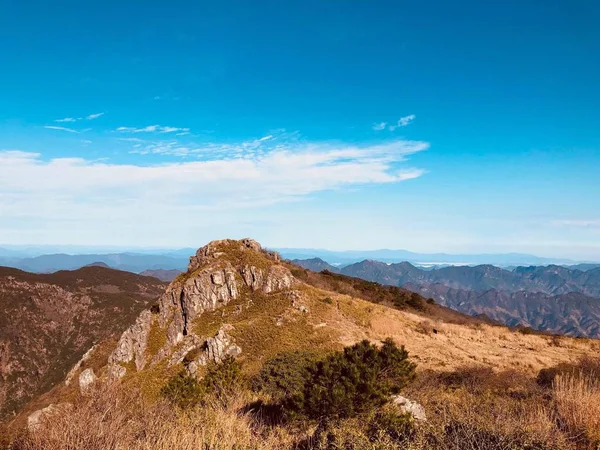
top-left (567, 263), bottom-right (600, 271)
top-left (4, 239), bottom-right (600, 449)
top-left (0, 253), bottom-right (189, 274)
top-left (0, 266), bottom-right (166, 420)
top-left (274, 247), bottom-right (579, 266)
top-left (139, 269), bottom-right (182, 282)
top-left (290, 257), bottom-right (340, 273)
top-left (341, 261), bottom-right (600, 297)
top-left (406, 282), bottom-right (600, 338)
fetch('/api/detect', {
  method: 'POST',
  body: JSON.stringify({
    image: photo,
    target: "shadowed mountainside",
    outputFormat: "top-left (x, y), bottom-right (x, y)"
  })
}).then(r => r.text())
top-left (0, 266), bottom-right (166, 420)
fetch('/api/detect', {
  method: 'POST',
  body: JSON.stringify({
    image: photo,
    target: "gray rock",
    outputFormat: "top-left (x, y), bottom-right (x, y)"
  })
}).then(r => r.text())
top-left (109, 309), bottom-right (153, 371)
top-left (65, 344), bottom-right (97, 386)
top-left (78, 368), bottom-right (97, 394)
top-left (391, 395), bottom-right (427, 421)
top-left (107, 363), bottom-right (126, 381)
top-left (263, 266), bottom-right (295, 293)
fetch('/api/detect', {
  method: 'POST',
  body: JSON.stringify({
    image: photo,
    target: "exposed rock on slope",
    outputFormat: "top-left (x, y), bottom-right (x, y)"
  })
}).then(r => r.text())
top-left (0, 266), bottom-right (166, 420)
top-left (107, 239), bottom-right (295, 379)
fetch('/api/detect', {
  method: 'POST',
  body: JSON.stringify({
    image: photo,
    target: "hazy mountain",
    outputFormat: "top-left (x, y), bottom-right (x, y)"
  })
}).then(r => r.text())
top-left (275, 247), bottom-right (579, 266)
top-left (290, 257), bottom-right (340, 273)
top-left (567, 263), bottom-right (600, 271)
top-left (0, 253), bottom-right (189, 274)
top-left (139, 269), bottom-right (182, 282)
top-left (0, 266), bottom-right (166, 420)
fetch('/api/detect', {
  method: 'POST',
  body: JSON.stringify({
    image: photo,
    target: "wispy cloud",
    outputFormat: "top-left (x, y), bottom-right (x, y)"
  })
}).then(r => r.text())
top-left (372, 122), bottom-right (387, 131)
top-left (552, 219), bottom-right (600, 228)
top-left (389, 114), bottom-right (416, 131)
top-left (86, 112), bottom-right (104, 120)
top-left (116, 125), bottom-right (191, 134)
top-left (55, 118), bottom-right (78, 123)
top-left (0, 138), bottom-right (428, 217)
top-left (44, 125), bottom-right (80, 133)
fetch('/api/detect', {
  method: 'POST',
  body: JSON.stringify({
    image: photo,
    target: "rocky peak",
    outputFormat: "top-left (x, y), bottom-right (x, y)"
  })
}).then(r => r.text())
top-left (187, 238), bottom-right (280, 272)
top-left (107, 238), bottom-right (295, 379)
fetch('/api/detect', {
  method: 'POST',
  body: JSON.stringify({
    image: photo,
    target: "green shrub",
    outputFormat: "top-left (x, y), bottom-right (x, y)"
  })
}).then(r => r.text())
top-left (252, 351), bottom-right (321, 401)
top-left (320, 297), bottom-right (334, 305)
top-left (287, 338), bottom-right (416, 420)
top-left (405, 292), bottom-right (425, 310)
top-left (162, 355), bottom-right (243, 408)
top-left (202, 355), bottom-right (243, 403)
top-left (161, 370), bottom-right (205, 409)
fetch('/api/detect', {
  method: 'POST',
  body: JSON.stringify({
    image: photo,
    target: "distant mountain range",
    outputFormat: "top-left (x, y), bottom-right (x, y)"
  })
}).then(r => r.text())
top-left (0, 253), bottom-right (189, 274)
top-left (291, 257), bottom-right (600, 338)
top-left (0, 246), bottom-right (597, 276)
top-left (277, 247), bottom-right (586, 267)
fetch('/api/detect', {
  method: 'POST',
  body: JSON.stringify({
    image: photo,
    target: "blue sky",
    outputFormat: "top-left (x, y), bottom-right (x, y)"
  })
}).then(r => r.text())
top-left (1, 1), bottom-right (599, 259)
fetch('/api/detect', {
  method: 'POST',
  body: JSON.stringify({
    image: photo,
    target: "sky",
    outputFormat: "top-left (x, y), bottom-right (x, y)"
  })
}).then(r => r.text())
top-left (1, 1), bottom-right (599, 259)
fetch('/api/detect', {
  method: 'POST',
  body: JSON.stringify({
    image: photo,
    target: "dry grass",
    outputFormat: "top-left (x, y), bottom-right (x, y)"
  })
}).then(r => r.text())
top-left (8, 385), bottom-right (297, 450)
top-left (554, 372), bottom-right (600, 445)
top-left (8, 359), bottom-right (600, 450)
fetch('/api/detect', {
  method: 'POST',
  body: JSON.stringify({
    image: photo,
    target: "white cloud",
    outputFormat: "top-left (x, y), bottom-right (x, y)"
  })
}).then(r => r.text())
top-left (116, 125), bottom-right (190, 134)
top-left (86, 113), bottom-right (104, 120)
top-left (372, 122), bottom-right (387, 131)
top-left (0, 139), bottom-right (428, 243)
top-left (44, 125), bottom-right (80, 133)
top-left (389, 114), bottom-right (416, 131)
top-left (55, 118), bottom-right (78, 123)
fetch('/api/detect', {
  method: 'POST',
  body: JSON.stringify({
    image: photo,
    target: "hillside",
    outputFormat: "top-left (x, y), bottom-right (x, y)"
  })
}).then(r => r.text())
top-left (0, 266), bottom-right (166, 420)
top-left (5, 240), bottom-right (600, 450)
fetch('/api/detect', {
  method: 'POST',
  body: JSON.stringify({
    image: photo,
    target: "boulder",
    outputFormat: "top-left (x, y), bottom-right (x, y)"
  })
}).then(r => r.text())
top-left (391, 395), bottom-right (427, 421)
top-left (78, 368), bottom-right (97, 394)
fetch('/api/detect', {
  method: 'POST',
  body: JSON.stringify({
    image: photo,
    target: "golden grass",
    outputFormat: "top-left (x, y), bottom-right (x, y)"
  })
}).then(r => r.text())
top-left (554, 372), bottom-right (600, 445)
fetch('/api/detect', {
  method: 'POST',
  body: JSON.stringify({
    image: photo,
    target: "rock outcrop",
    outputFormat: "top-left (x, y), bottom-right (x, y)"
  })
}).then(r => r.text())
top-left (78, 368), bottom-right (97, 394)
top-left (108, 310), bottom-right (153, 371)
top-left (107, 239), bottom-right (295, 379)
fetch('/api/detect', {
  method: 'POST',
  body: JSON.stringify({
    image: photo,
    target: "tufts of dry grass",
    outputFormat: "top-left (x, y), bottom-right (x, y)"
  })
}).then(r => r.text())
top-left (554, 372), bottom-right (600, 446)
top-left (8, 385), bottom-right (296, 450)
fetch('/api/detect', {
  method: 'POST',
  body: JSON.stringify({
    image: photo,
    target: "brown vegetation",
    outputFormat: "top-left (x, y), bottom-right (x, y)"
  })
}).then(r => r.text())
top-left (7, 357), bottom-right (600, 449)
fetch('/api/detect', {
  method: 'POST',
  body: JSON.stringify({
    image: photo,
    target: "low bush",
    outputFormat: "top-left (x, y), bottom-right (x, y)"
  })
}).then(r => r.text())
top-left (285, 338), bottom-right (416, 420)
top-left (162, 355), bottom-right (243, 408)
top-left (252, 350), bottom-right (321, 401)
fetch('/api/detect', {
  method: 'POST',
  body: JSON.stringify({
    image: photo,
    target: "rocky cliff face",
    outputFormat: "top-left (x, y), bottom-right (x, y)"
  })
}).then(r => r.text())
top-left (107, 239), bottom-right (295, 379)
